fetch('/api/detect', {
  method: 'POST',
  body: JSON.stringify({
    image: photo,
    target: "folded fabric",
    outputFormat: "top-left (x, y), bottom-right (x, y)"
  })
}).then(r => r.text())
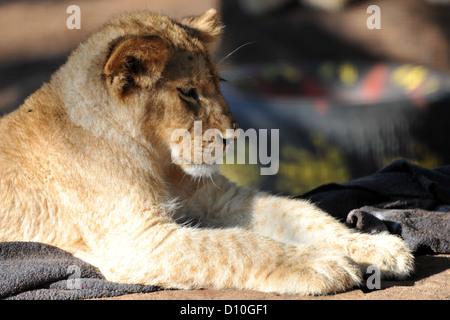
top-left (300, 160), bottom-right (450, 253)
top-left (0, 241), bottom-right (159, 300)
top-left (347, 206), bottom-right (450, 253)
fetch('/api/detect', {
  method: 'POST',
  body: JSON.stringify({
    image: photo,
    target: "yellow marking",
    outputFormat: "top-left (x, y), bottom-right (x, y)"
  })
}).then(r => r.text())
top-left (339, 63), bottom-right (358, 86)
top-left (391, 64), bottom-right (428, 92)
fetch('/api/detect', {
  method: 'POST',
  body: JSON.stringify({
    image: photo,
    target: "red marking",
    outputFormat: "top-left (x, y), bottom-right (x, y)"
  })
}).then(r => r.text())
top-left (301, 76), bottom-right (325, 97)
top-left (362, 63), bottom-right (388, 102)
top-left (315, 99), bottom-right (330, 116)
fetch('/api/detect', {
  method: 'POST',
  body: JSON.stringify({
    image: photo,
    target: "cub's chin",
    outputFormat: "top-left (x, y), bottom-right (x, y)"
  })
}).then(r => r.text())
top-left (170, 146), bottom-right (222, 178)
top-left (181, 163), bottom-right (219, 178)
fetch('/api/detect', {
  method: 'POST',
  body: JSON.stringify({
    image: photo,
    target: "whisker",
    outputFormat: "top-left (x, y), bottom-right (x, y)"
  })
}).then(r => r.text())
top-left (195, 174), bottom-right (202, 191)
top-left (217, 41), bottom-right (257, 66)
top-left (179, 171), bottom-right (188, 184)
top-left (208, 172), bottom-right (220, 189)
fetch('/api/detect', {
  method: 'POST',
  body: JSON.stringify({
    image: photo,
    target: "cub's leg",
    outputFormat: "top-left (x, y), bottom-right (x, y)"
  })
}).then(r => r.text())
top-left (190, 177), bottom-right (414, 280)
top-left (248, 194), bottom-right (415, 279)
top-left (86, 219), bottom-right (361, 295)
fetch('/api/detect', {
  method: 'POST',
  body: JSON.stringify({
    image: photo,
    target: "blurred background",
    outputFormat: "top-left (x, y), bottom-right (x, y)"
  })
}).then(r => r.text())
top-left (1, 0), bottom-right (449, 196)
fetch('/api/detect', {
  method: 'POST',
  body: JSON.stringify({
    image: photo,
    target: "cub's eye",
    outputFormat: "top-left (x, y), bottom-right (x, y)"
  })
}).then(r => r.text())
top-left (177, 87), bottom-right (199, 103)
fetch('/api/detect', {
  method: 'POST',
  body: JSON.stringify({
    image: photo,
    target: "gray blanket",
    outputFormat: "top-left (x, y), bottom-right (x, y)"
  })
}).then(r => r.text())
top-left (0, 241), bottom-right (159, 300)
top-left (347, 206), bottom-right (449, 253)
top-left (301, 160), bottom-right (450, 254)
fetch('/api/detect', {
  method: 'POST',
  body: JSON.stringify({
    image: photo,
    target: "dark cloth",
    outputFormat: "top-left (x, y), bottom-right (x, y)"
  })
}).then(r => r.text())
top-left (300, 160), bottom-right (450, 253)
top-left (347, 206), bottom-right (450, 253)
top-left (0, 241), bottom-right (159, 300)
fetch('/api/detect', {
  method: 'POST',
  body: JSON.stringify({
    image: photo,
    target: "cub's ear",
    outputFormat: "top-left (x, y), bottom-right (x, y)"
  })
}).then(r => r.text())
top-left (181, 8), bottom-right (223, 44)
top-left (103, 36), bottom-right (169, 99)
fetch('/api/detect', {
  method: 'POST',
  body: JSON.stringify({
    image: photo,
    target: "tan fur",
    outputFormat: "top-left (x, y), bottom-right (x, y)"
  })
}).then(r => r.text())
top-left (0, 9), bottom-right (414, 295)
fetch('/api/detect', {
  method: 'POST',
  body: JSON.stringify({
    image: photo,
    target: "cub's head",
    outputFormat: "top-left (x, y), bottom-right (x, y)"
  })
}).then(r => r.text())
top-left (62, 9), bottom-right (238, 178)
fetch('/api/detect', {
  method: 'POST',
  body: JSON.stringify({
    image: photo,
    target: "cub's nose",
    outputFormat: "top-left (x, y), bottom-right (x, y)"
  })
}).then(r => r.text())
top-left (222, 136), bottom-right (236, 147)
top-left (218, 127), bottom-right (239, 150)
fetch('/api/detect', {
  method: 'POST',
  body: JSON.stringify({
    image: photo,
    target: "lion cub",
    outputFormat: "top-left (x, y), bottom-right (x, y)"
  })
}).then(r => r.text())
top-left (0, 9), bottom-right (413, 295)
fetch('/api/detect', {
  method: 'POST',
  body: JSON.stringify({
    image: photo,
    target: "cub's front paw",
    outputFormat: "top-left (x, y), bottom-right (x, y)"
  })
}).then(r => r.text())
top-left (348, 233), bottom-right (414, 279)
top-left (304, 249), bottom-right (363, 295)
top-left (264, 247), bottom-right (362, 295)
